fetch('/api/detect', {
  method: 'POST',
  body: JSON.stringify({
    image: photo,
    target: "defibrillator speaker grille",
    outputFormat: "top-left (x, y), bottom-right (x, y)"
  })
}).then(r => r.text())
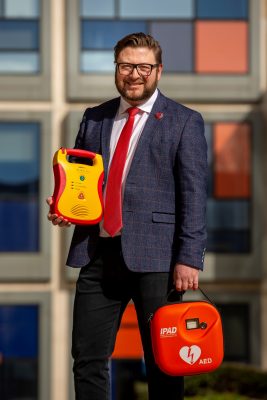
top-left (71, 205), bottom-right (90, 217)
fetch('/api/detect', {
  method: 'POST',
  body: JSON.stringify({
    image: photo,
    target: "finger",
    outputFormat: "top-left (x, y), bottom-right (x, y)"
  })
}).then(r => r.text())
top-left (52, 217), bottom-right (62, 226)
top-left (47, 213), bottom-right (58, 222)
top-left (46, 196), bottom-right (53, 206)
top-left (174, 277), bottom-right (182, 291)
top-left (58, 218), bottom-right (71, 227)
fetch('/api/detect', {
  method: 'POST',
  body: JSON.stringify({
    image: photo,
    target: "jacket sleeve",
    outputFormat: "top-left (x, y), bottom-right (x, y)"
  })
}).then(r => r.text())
top-left (174, 110), bottom-right (208, 270)
top-left (73, 108), bottom-right (90, 150)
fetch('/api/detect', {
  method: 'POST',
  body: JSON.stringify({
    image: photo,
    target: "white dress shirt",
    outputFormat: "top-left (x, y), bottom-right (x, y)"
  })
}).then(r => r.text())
top-left (99, 89), bottom-right (159, 237)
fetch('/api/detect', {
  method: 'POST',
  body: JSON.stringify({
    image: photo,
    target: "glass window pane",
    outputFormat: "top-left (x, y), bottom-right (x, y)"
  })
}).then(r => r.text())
top-left (197, 0), bottom-right (248, 19)
top-left (217, 304), bottom-right (250, 362)
top-left (81, 50), bottom-right (114, 72)
top-left (0, 52), bottom-right (39, 73)
top-left (207, 200), bottom-right (249, 230)
top-left (151, 22), bottom-right (193, 72)
top-left (82, 20), bottom-right (147, 50)
top-left (0, 123), bottom-right (40, 252)
top-left (207, 230), bottom-right (250, 253)
top-left (214, 122), bottom-right (251, 198)
top-left (120, 0), bottom-right (194, 18)
top-left (195, 21), bottom-right (248, 74)
top-left (4, 0), bottom-right (39, 17)
top-left (0, 305), bottom-right (38, 398)
top-left (0, 21), bottom-right (39, 50)
top-left (80, 0), bottom-right (114, 17)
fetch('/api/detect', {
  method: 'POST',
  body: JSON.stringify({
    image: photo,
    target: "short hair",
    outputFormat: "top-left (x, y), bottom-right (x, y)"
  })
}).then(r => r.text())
top-left (114, 32), bottom-right (162, 64)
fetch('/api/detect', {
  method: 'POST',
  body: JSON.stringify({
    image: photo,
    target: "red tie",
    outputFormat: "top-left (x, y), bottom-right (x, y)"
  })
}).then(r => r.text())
top-left (103, 107), bottom-right (139, 236)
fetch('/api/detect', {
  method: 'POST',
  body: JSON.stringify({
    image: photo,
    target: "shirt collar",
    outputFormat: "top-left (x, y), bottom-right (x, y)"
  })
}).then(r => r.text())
top-left (119, 89), bottom-right (158, 116)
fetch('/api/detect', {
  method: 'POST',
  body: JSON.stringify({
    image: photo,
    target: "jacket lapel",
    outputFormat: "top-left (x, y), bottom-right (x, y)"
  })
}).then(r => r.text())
top-left (128, 91), bottom-right (167, 173)
top-left (101, 98), bottom-right (120, 180)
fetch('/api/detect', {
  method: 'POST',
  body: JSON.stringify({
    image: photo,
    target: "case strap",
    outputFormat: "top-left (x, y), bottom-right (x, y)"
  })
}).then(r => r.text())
top-left (167, 287), bottom-right (216, 306)
top-left (147, 287), bottom-right (216, 323)
top-left (198, 287), bottom-right (215, 305)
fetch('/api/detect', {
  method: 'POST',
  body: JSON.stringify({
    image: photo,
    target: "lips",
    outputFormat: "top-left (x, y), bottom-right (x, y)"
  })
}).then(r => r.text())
top-left (127, 83), bottom-right (142, 88)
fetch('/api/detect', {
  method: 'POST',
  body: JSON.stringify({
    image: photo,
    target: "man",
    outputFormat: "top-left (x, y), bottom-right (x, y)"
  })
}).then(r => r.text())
top-left (47, 33), bottom-right (207, 400)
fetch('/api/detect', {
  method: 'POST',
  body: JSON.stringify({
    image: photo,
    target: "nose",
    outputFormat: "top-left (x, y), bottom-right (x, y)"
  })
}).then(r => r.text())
top-left (130, 65), bottom-right (140, 78)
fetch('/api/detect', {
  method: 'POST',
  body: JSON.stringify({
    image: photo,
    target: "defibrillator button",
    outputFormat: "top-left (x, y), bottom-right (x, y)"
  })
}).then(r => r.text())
top-left (78, 192), bottom-right (85, 199)
top-left (200, 322), bottom-right (207, 329)
top-left (80, 175), bottom-right (85, 181)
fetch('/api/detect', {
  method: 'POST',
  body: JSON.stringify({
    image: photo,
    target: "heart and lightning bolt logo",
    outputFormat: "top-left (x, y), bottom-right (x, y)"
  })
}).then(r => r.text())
top-left (179, 345), bottom-right (201, 365)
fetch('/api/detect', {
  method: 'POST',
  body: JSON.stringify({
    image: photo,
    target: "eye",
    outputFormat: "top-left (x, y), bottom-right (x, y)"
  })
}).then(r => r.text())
top-left (120, 64), bottom-right (132, 72)
top-left (138, 64), bottom-right (151, 74)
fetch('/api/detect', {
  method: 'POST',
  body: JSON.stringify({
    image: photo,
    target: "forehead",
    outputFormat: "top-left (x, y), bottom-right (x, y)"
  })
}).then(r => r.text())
top-left (117, 47), bottom-right (156, 63)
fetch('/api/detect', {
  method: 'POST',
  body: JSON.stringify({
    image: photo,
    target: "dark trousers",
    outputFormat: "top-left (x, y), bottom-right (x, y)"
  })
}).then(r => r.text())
top-left (72, 237), bottom-right (184, 400)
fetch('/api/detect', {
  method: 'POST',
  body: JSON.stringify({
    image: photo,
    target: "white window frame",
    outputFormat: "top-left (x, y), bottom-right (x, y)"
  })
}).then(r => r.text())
top-left (0, 292), bottom-right (51, 400)
top-left (0, 111), bottom-right (52, 281)
top-left (0, 0), bottom-right (51, 101)
top-left (200, 108), bottom-right (264, 282)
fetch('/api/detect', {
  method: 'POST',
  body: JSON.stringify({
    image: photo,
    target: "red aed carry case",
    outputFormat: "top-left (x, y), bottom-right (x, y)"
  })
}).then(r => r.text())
top-left (150, 289), bottom-right (224, 376)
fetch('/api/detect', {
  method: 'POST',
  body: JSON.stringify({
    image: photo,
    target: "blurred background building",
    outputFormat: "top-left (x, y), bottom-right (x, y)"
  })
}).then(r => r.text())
top-left (0, 0), bottom-right (267, 399)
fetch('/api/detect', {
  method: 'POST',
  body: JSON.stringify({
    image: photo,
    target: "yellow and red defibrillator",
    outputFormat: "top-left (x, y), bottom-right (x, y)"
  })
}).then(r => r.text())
top-left (51, 148), bottom-right (104, 225)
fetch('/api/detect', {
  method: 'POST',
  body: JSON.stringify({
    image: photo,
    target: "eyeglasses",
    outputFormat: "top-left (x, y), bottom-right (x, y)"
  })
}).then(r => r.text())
top-left (115, 62), bottom-right (159, 77)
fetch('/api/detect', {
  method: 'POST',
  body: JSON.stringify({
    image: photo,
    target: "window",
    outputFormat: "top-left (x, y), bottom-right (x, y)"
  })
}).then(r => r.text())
top-left (202, 109), bottom-right (263, 281)
top-left (0, 0), bottom-right (51, 100)
top-left (0, 292), bottom-right (50, 400)
top-left (67, 0), bottom-right (260, 101)
top-left (218, 303), bottom-right (250, 362)
top-left (80, 0), bottom-right (248, 75)
top-left (0, 122), bottom-right (40, 252)
top-left (0, 112), bottom-right (52, 281)
top-left (205, 121), bottom-right (251, 253)
top-left (0, 305), bottom-right (39, 398)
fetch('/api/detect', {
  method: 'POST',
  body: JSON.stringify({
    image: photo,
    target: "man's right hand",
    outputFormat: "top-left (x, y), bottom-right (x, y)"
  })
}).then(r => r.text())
top-left (46, 196), bottom-right (71, 227)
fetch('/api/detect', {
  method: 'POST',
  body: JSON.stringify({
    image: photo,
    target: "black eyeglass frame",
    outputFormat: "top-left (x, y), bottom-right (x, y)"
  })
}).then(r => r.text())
top-left (115, 62), bottom-right (160, 77)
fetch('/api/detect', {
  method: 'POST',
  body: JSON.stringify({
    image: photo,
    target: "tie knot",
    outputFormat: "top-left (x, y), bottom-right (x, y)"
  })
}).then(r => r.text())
top-left (127, 107), bottom-right (139, 117)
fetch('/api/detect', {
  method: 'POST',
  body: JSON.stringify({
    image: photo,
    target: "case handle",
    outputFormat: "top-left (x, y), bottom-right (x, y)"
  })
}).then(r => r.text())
top-left (61, 147), bottom-right (96, 159)
top-left (167, 287), bottom-right (215, 306)
top-left (148, 288), bottom-right (216, 324)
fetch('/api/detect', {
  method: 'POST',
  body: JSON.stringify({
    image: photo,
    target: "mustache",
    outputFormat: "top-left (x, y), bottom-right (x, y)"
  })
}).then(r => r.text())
top-left (124, 77), bottom-right (146, 84)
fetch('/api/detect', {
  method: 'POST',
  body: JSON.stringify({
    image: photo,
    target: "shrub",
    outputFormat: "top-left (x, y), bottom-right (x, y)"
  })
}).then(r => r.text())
top-left (185, 363), bottom-right (267, 399)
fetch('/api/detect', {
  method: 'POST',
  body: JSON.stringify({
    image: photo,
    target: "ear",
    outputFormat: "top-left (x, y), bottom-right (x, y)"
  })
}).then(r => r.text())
top-left (157, 64), bottom-right (163, 81)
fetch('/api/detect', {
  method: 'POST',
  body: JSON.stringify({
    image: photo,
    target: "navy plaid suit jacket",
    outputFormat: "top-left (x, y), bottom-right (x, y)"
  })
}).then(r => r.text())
top-left (66, 91), bottom-right (208, 272)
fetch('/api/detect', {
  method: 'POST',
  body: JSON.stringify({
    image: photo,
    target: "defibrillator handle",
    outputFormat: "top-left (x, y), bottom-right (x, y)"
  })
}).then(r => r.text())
top-left (62, 147), bottom-right (97, 160)
top-left (167, 287), bottom-right (215, 306)
top-left (148, 287), bottom-right (216, 323)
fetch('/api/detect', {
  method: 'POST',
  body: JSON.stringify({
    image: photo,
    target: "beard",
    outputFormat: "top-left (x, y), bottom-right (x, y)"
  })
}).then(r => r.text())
top-left (115, 72), bottom-right (159, 103)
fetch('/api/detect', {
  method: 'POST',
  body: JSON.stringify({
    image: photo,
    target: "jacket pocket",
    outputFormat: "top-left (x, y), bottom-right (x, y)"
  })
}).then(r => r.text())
top-left (152, 212), bottom-right (175, 224)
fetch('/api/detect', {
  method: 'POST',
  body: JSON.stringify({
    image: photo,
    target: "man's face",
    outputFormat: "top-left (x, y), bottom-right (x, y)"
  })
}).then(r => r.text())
top-left (115, 46), bottom-right (163, 106)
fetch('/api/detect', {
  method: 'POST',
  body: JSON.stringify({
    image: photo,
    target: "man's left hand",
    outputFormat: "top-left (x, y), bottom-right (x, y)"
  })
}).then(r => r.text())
top-left (173, 263), bottom-right (199, 291)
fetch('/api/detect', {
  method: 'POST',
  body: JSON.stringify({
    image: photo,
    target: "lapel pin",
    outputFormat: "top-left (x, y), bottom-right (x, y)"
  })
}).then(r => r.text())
top-left (155, 112), bottom-right (163, 120)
